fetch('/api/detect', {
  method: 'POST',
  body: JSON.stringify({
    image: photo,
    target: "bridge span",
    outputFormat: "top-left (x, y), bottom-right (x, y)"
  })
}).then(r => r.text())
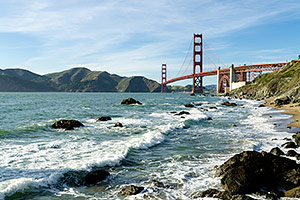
top-left (161, 33), bottom-right (287, 93)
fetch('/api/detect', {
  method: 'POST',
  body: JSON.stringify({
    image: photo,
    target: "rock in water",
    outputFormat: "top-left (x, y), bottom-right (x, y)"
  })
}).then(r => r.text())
top-left (96, 116), bottom-right (112, 121)
top-left (282, 142), bottom-right (297, 149)
top-left (175, 111), bottom-right (190, 116)
top-left (121, 98), bottom-right (142, 105)
top-left (221, 101), bottom-right (237, 106)
top-left (119, 185), bottom-right (144, 196)
top-left (84, 170), bottom-right (110, 185)
top-left (52, 120), bottom-right (84, 130)
top-left (114, 122), bottom-right (123, 127)
top-left (184, 103), bottom-right (195, 108)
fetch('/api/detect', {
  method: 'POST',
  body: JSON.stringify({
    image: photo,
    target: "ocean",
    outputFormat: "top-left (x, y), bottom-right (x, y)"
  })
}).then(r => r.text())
top-left (0, 92), bottom-right (297, 200)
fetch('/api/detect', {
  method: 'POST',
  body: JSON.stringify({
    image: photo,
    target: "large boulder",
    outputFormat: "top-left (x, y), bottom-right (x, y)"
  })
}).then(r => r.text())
top-left (175, 111), bottom-right (190, 116)
top-left (52, 120), bottom-right (84, 130)
top-left (114, 122), bottom-right (123, 127)
top-left (216, 151), bottom-right (300, 194)
top-left (121, 98), bottom-right (142, 105)
top-left (119, 185), bottom-right (144, 196)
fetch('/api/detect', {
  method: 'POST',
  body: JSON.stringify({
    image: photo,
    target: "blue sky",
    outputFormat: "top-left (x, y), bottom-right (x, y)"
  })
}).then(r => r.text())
top-left (0, 0), bottom-right (299, 85)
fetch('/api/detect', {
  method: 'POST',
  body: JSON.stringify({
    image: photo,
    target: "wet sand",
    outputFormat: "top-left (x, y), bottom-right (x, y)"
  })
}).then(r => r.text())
top-left (265, 99), bottom-right (300, 128)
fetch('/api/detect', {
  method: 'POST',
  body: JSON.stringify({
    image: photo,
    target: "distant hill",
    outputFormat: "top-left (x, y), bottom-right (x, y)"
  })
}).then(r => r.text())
top-left (167, 84), bottom-right (216, 93)
top-left (0, 67), bottom-right (160, 92)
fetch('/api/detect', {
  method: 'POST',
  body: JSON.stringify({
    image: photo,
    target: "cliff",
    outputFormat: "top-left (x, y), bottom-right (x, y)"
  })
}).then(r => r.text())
top-left (230, 59), bottom-right (300, 105)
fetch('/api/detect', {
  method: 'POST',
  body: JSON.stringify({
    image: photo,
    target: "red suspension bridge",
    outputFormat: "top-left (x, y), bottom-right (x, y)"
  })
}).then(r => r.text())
top-left (161, 33), bottom-right (287, 94)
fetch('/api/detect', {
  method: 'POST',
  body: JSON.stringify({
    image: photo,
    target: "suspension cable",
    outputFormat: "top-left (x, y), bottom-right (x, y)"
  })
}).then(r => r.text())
top-left (203, 39), bottom-right (227, 68)
top-left (174, 38), bottom-right (193, 78)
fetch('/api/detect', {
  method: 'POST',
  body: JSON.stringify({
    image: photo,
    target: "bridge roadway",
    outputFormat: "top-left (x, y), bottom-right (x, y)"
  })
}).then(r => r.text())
top-left (163, 62), bottom-right (287, 85)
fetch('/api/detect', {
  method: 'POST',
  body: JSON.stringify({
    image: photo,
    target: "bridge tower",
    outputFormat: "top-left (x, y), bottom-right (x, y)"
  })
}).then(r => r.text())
top-left (161, 64), bottom-right (167, 93)
top-left (192, 33), bottom-right (203, 94)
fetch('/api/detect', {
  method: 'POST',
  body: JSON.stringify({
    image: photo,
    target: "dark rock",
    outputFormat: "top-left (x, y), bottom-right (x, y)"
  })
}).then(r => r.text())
top-left (175, 111), bottom-right (190, 116)
top-left (270, 147), bottom-right (285, 156)
top-left (190, 93), bottom-right (195, 96)
top-left (258, 104), bottom-right (266, 107)
top-left (195, 103), bottom-right (203, 106)
top-left (232, 124), bottom-right (237, 127)
top-left (119, 185), bottom-right (144, 196)
top-left (114, 122), bottom-right (123, 127)
top-left (181, 116), bottom-right (185, 119)
top-left (216, 151), bottom-right (299, 194)
top-left (52, 120), bottom-right (84, 130)
top-left (148, 180), bottom-right (165, 188)
top-left (170, 111), bottom-right (177, 114)
top-left (209, 106), bottom-right (218, 109)
top-left (282, 142), bottom-right (297, 149)
top-left (96, 116), bottom-right (112, 122)
top-left (184, 103), bottom-right (195, 108)
top-left (121, 98), bottom-right (142, 105)
top-left (221, 101), bottom-right (237, 107)
top-left (195, 189), bottom-right (232, 200)
top-left (285, 186), bottom-right (300, 198)
top-left (292, 132), bottom-right (300, 146)
top-left (287, 150), bottom-right (299, 157)
top-left (287, 126), bottom-right (292, 129)
top-left (275, 96), bottom-right (291, 106)
top-left (61, 169), bottom-right (109, 186)
top-left (207, 117), bottom-right (213, 120)
top-left (84, 170), bottom-right (110, 185)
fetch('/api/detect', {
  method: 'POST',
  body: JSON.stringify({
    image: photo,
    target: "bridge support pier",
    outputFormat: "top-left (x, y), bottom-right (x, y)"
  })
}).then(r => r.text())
top-left (229, 64), bottom-right (236, 91)
top-left (217, 67), bottom-right (220, 93)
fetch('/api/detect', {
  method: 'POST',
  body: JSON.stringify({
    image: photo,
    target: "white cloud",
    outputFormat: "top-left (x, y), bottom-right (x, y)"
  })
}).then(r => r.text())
top-left (0, 0), bottom-right (299, 82)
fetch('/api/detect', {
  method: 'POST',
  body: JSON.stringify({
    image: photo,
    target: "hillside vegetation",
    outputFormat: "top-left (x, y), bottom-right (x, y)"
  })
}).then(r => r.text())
top-left (0, 67), bottom-right (160, 92)
top-left (230, 59), bottom-right (300, 105)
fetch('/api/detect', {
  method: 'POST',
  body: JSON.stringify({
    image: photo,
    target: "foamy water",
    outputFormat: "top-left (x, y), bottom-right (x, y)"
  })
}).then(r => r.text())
top-left (0, 92), bottom-right (296, 199)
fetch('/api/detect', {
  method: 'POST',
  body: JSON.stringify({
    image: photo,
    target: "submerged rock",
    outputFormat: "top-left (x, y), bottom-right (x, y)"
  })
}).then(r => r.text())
top-left (221, 101), bottom-right (237, 107)
top-left (119, 185), bottom-right (144, 196)
top-left (209, 106), bottom-right (218, 109)
top-left (96, 116), bottom-right (112, 121)
top-left (121, 98), bottom-right (142, 105)
top-left (52, 120), bottom-right (84, 130)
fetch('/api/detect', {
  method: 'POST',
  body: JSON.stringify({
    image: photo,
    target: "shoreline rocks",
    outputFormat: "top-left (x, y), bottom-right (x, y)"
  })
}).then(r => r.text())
top-left (119, 185), bottom-right (144, 196)
top-left (221, 101), bottom-right (237, 107)
top-left (215, 150), bottom-right (300, 196)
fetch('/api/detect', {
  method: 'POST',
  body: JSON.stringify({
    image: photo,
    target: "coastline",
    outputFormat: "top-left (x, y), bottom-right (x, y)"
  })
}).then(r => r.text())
top-left (264, 98), bottom-right (300, 128)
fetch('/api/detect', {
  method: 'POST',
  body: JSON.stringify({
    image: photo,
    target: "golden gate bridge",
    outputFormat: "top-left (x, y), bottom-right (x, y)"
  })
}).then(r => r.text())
top-left (161, 33), bottom-right (287, 94)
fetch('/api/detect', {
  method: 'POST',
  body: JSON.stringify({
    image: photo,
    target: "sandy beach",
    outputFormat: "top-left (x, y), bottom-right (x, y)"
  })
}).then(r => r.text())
top-left (265, 99), bottom-right (300, 128)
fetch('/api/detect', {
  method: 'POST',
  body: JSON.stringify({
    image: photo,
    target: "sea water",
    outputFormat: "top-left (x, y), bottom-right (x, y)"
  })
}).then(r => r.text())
top-left (0, 92), bottom-right (297, 200)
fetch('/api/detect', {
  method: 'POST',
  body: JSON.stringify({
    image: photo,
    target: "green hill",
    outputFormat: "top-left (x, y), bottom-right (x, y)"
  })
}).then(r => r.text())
top-left (230, 59), bottom-right (300, 104)
top-left (0, 67), bottom-right (160, 92)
